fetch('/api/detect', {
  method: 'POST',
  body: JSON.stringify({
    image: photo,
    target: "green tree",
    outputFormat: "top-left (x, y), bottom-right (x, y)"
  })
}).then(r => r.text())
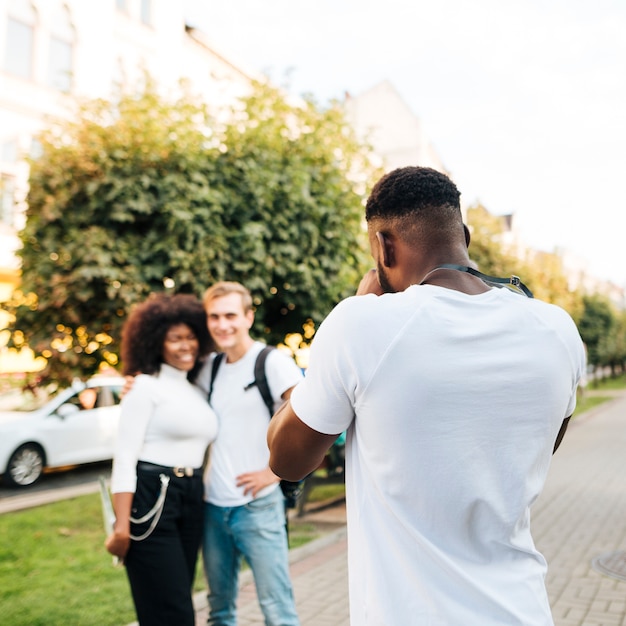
top-left (517, 251), bottom-right (584, 323)
top-left (596, 308), bottom-right (626, 375)
top-left (210, 83), bottom-right (377, 338)
top-left (465, 203), bottom-right (584, 321)
top-left (465, 204), bottom-right (519, 277)
top-left (10, 81), bottom-right (378, 382)
top-left (578, 294), bottom-right (615, 369)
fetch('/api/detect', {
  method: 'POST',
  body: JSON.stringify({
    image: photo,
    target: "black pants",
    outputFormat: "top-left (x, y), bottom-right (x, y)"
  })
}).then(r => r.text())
top-left (124, 465), bottom-right (204, 626)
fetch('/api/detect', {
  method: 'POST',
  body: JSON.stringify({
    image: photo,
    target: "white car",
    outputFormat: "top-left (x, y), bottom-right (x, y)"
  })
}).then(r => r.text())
top-left (0, 376), bottom-right (124, 487)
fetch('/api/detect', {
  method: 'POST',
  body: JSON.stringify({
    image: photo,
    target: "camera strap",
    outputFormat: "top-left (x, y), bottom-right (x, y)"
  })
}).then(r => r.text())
top-left (420, 264), bottom-right (534, 298)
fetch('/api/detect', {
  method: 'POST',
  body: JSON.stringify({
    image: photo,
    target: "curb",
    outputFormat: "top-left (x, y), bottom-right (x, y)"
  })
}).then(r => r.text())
top-left (0, 480), bottom-right (101, 514)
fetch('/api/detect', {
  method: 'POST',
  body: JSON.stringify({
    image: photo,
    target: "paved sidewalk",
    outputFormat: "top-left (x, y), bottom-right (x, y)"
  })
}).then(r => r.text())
top-left (192, 391), bottom-right (626, 626)
top-left (533, 393), bottom-right (626, 626)
top-left (191, 506), bottom-right (349, 626)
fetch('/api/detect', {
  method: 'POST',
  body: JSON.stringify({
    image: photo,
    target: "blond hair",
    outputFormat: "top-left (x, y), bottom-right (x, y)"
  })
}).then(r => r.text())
top-left (202, 281), bottom-right (253, 313)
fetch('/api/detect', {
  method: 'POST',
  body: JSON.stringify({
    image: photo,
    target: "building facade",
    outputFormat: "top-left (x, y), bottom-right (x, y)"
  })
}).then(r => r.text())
top-left (0, 0), bottom-right (254, 371)
top-left (344, 80), bottom-right (447, 175)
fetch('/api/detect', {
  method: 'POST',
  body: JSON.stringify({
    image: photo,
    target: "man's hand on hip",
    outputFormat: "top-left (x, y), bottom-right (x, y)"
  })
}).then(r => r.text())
top-left (236, 467), bottom-right (280, 498)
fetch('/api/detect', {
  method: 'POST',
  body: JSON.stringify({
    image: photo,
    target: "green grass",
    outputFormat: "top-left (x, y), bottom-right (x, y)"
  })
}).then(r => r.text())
top-left (305, 482), bottom-right (345, 503)
top-left (0, 494), bottom-right (136, 626)
top-left (0, 486), bottom-right (340, 626)
top-left (575, 394), bottom-right (613, 416)
top-left (589, 373), bottom-right (626, 390)
top-left (574, 373), bottom-right (626, 417)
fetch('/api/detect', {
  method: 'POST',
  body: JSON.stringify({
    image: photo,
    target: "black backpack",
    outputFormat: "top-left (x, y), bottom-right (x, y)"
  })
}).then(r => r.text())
top-left (208, 345), bottom-right (305, 508)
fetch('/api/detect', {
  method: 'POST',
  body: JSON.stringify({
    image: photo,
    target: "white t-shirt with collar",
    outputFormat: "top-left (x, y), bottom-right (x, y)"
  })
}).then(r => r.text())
top-left (290, 285), bottom-right (586, 625)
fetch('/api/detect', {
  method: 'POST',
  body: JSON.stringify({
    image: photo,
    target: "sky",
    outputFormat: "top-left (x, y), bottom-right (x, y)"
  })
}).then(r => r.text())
top-left (183, 0), bottom-right (626, 286)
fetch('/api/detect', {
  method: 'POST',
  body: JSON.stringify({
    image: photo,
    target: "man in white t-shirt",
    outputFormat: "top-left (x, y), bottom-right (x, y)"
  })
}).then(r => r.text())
top-left (267, 166), bottom-right (586, 625)
top-left (195, 281), bottom-right (301, 626)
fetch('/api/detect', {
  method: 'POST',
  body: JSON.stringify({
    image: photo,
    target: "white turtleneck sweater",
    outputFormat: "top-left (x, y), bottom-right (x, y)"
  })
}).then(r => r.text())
top-left (111, 363), bottom-right (218, 493)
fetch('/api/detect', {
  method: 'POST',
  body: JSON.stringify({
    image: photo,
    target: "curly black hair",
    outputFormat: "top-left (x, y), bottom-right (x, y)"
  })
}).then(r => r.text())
top-left (121, 293), bottom-right (213, 380)
top-left (365, 166), bottom-right (461, 221)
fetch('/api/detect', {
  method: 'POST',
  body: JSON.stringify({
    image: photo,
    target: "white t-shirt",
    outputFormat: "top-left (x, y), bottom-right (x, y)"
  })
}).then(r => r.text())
top-left (195, 342), bottom-right (303, 507)
top-left (111, 363), bottom-right (218, 493)
top-left (290, 285), bottom-right (586, 626)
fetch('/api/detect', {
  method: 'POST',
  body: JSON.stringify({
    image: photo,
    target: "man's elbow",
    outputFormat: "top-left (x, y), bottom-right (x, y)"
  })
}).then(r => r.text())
top-left (268, 454), bottom-right (310, 482)
top-left (269, 433), bottom-right (337, 481)
top-left (268, 439), bottom-right (320, 481)
top-left (267, 402), bottom-right (338, 480)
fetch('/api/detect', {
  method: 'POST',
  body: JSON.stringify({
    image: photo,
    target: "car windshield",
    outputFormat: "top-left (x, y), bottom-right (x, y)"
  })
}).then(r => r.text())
top-left (0, 382), bottom-right (65, 412)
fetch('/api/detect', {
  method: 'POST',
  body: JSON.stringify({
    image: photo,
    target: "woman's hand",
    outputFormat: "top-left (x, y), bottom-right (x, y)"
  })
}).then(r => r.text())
top-left (106, 492), bottom-right (134, 562)
top-left (105, 525), bottom-right (131, 561)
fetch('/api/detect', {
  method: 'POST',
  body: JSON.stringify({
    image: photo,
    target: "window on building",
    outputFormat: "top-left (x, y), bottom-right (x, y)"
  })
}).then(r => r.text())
top-left (140, 0), bottom-right (153, 25)
top-left (30, 138), bottom-right (43, 160)
top-left (1, 139), bottom-right (19, 163)
top-left (1, 174), bottom-right (16, 228)
top-left (4, 0), bottom-right (37, 79)
top-left (47, 4), bottom-right (75, 92)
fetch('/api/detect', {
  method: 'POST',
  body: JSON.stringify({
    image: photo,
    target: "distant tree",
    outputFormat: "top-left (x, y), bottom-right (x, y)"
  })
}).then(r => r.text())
top-left (10, 81), bottom-right (378, 383)
top-left (465, 203), bottom-right (584, 321)
top-left (596, 308), bottom-right (626, 375)
top-left (465, 204), bottom-right (520, 277)
top-left (578, 294), bottom-right (615, 369)
top-left (517, 251), bottom-right (584, 323)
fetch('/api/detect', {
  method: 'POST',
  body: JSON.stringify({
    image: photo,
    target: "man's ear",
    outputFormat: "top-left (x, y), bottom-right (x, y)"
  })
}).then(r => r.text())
top-left (376, 231), bottom-right (395, 267)
top-left (463, 223), bottom-right (471, 247)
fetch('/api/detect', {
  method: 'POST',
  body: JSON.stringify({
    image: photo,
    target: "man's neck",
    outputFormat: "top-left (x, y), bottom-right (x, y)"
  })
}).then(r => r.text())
top-left (223, 336), bottom-right (255, 363)
top-left (418, 264), bottom-right (490, 295)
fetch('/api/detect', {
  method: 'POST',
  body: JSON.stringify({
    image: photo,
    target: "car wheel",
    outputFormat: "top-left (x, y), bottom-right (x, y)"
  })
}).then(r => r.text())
top-left (4, 444), bottom-right (45, 487)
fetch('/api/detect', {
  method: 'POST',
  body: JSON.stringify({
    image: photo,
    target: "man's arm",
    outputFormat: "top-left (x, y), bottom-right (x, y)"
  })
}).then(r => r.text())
top-left (267, 400), bottom-right (339, 481)
top-left (553, 416), bottom-right (571, 454)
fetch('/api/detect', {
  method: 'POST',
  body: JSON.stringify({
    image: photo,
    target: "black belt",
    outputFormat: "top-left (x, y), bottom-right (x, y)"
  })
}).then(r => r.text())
top-left (137, 461), bottom-right (203, 478)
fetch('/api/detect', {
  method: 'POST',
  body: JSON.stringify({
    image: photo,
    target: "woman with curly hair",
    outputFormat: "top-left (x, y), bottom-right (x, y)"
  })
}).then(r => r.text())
top-left (106, 293), bottom-right (217, 626)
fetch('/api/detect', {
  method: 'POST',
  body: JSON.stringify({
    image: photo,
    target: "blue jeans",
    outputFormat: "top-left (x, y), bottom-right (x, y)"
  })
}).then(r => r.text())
top-left (203, 487), bottom-right (300, 626)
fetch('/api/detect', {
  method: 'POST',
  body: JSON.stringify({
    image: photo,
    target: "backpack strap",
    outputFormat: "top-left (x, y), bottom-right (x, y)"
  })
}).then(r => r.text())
top-left (208, 347), bottom-right (276, 415)
top-left (208, 352), bottom-right (226, 406)
top-left (253, 345), bottom-right (276, 418)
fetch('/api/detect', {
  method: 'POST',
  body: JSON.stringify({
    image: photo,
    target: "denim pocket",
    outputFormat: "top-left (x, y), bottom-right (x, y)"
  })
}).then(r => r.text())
top-left (244, 486), bottom-right (282, 512)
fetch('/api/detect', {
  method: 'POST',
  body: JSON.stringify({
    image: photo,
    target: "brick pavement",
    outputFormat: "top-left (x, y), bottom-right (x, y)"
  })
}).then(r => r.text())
top-left (533, 393), bottom-right (626, 626)
top-left (190, 392), bottom-right (626, 626)
top-left (191, 519), bottom-right (349, 626)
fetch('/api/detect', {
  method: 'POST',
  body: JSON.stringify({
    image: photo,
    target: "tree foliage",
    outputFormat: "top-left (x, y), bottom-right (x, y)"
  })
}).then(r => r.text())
top-left (465, 204), bottom-right (519, 277)
top-left (210, 84), bottom-right (376, 337)
top-left (578, 294), bottom-right (616, 368)
top-left (10, 81), bottom-right (378, 382)
top-left (466, 203), bottom-right (583, 319)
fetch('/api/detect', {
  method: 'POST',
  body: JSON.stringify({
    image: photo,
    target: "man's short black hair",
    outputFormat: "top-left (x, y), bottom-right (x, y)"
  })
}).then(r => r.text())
top-left (365, 166), bottom-right (461, 221)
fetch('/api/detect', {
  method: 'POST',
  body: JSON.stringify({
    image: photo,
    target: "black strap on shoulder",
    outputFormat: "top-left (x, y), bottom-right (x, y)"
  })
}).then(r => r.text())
top-left (208, 352), bottom-right (226, 406)
top-left (253, 345), bottom-right (276, 418)
top-left (422, 263), bottom-right (534, 298)
top-left (208, 347), bottom-right (276, 416)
